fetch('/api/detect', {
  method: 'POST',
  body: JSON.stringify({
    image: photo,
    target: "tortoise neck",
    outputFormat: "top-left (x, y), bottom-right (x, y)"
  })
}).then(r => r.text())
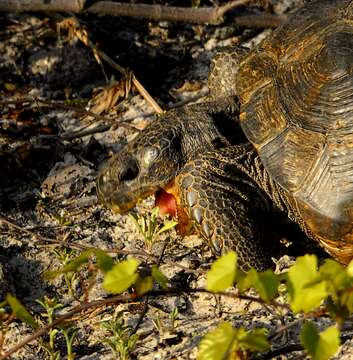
top-left (179, 101), bottom-right (244, 161)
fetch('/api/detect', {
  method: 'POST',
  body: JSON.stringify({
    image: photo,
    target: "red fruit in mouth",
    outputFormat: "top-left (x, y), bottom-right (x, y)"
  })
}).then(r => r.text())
top-left (155, 188), bottom-right (177, 217)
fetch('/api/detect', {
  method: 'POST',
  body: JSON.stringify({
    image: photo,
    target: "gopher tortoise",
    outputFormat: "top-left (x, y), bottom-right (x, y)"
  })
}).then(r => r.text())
top-left (97, 0), bottom-right (353, 270)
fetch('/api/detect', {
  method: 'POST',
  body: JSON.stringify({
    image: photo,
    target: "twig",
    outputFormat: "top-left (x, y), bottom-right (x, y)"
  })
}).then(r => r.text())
top-left (0, 97), bottom-right (137, 140)
top-left (256, 332), bottom-right (353, 360)
top-left (0, 0), bottom-right (285, 27)
top-left (255, 343), bottom-right (305, 360)
top-left (60, 16), bottom-right (164, 114)
top-left (268, 308), bottom-right (328, 341)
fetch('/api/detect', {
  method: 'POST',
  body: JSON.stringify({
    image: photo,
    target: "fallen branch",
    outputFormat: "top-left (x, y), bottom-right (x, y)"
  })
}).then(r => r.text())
top-left (0, 0), bottom-right (285, 27)
top-left (57, 16), bottom-right (165, 114)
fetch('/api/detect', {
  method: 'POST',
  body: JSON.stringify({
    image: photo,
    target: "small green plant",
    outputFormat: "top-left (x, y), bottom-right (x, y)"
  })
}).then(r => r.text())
top-left (37, 297), bottom-right (78, 360)
top-left (55, 210), bottom-right (73, 226)
top-left (151, 308), bottom-right (179, 336)
top-left (52, 248), bottom-right (79, 298)
top-left (152, 312), bottom-right (163, 334)
top-left (60, 326), bottom-right (78, 360)
top-left (37, 297), bottom-right (63, 360)
top-left (129, 207), bottom-right (177, 250)
top-left (100, 311), bottom-right (138, 360)
top-left (170, 308), bottom-right (179, 331)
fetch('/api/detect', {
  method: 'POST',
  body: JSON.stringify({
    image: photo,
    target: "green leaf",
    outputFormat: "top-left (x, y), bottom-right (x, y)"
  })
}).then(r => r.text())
top-left (206, 251), bottom-right (237, 293)
top-left (198, 322), bottom-right (236, 360)
top-left (103, 258), bottom-right (139, 294)
top-left (157, 220), bottom-right (178, 235)
top-left (44, 250), bottom-right (91, 279)
top-left (44, 249), bottom-right (114, 278)
top-left (319, 260), bottom-right (351, 297)
top-left (247, 269), bottom-right (279, 302)
top-left (135, 276), bottom-right (153, 295)
top-left (151, 206), bottom-right (160, 219)
top-left (95, 249), bottom-right (114, 272)
top-left (152, 266), bottom-right (168, 289)
top-left (301, 322), bottom-right (340, 360)
top-left (6, 294), bottom-right (37, 329)
top-left (235, 269), bottom-right (252, 293)
top-left (238, 328), bottom-right (270, 352)
top-left (286, 255), bottom-right (327, 313)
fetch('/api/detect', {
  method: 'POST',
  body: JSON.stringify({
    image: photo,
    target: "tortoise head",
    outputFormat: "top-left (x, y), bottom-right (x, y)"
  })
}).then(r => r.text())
top-left (96, 117), bottom-right (186, 213)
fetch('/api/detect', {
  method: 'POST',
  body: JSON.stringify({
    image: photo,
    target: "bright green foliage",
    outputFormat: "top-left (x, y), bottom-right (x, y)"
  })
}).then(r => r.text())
top-left (103, 258), bottom-right (140, 294)
top-left (235, 269), bottom-right (252, 292)
top-left (151, 265), bottom-right (168, 289)
top-left (319, 259), bottom-right (353, 314)
top-left (37, 297), bottom-right (78, 359)
top-left (60, 326), bottom-right (78, 360)
top-left (286, 255), bottom-right (328, 313)
top-left (200, 253), bottom-right (353, 359)
top-left (198, 322), bottom-right (269, 360)
top-left (340, 288), bottom-right (353, 313)
top-left (319, 260), bottom-right (351, 298)
top-left (245, 269), bottom-right (279, 302)
top-left (6, 294), bottom-right (37, 329)
top-left (301, 322), bottom-right (340, 360)
top-left (129, 206), bottom-right (177, 249)
top-left (197, 322), bottom-right (236, 360)
top-left (206, 251), bottom-right (237, 292)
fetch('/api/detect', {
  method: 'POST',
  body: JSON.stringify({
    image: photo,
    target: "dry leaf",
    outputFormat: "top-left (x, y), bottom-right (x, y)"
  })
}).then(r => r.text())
top-left (88, 75), bottom-right (133, 116)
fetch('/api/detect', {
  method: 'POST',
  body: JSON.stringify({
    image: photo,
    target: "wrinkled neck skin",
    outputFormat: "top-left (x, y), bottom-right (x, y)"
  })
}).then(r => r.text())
top-left (176, 101), bottom-right (241, 160)
top-left (96, 100), bottom-right (240, 213)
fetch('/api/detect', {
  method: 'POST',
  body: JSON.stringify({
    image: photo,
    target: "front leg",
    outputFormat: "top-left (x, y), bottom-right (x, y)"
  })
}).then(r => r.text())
top-left (175, 144), bottom-right (279, 271)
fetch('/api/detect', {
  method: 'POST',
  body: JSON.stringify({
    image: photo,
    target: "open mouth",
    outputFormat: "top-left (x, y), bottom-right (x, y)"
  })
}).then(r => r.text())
top-left (154, 182), bottom-right (192, 236)
top-left (155, 188), bottom-right (177, 217)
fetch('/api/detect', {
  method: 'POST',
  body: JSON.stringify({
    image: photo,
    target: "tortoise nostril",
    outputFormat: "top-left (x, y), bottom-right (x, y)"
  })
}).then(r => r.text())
top-left (119, 161), bottom-right (139, 182)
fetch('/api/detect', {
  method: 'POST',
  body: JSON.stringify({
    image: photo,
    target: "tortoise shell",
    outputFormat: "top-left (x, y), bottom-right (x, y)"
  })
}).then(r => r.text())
top-left (238, 0), bottom-right (353, 263)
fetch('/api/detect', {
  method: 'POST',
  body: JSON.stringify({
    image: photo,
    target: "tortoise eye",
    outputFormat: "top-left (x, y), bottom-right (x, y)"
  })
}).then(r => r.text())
top-left (142, 147), bottom-right (159, 166)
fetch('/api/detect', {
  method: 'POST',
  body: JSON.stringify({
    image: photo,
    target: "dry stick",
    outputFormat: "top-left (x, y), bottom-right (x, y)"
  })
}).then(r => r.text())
top-left (0, 94), bottom-right (208, 142)
top-left (256, 343), bottom-right (305, 360)
top-left (258, 333), bottom-right (353, 360)
top-left (32, 98), bottom-right (134, 129)
top-left (0, 288), bottom-right (288, 359)
top-left (88, 0), bottom-right (251, 24)
top-left (65, 16), bottom-right (164, 115)
top-left (91, 48), bottom-right (163, 115)
top-left (0, 0), bottom-right (284, 28)
top-left (0, 97), bottom-right (138, 140)
top-left (268, 309), bottom-right (328, 341)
